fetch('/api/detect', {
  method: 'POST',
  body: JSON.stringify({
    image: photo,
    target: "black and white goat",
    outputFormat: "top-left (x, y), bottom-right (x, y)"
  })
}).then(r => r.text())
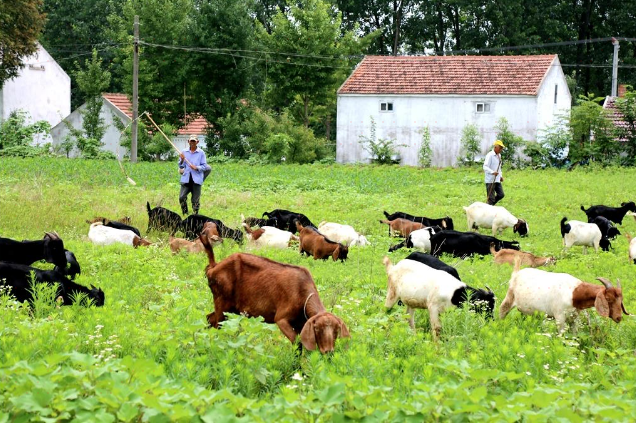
top-left (262, 209), bottom-right (315, 233)
top-left (383, 211), bottom-right (454, 233)
top-left (561, 217), bottom-right (610, 253)
top-left (429, 230), bottom-right (520, 257)
top-left (0, 262), bottom-right (104, 306)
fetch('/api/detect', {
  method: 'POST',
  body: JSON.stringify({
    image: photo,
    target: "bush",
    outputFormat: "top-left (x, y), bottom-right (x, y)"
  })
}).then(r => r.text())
top-left (264, 134), bottom-right (291, 163)
top-left (0, 110), bottom-right (50, 149)
top-left (418, 125), bottom-right (432, 167)
top-left (0, 144), bottom-right (52, 158)
top-left (495, 117), bottom-right (526, 168)
top-left (359, 117), bottom-right (402, 164)
top-left (458, 123), bottom-right (481, 166)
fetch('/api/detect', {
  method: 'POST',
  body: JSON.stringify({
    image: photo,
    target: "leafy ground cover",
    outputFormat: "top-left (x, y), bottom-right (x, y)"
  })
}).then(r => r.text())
top-left (1, 157), bottom-right (636, 421)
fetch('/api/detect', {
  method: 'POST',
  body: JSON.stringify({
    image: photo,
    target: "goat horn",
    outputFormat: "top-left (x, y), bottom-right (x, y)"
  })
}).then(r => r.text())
top-left (622, 302), bottom-right (631, 316)
top-left (596, 277), bottom-right (613, 289)
top-left (616, 278), bottom-right (621, 290)
top-left (485, 285), bottom-right (494, 293)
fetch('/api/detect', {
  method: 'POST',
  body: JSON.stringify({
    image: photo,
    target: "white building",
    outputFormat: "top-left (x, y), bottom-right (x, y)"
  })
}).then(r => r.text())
top-left (51, 93), bottom-right (210, 157)
top-left (336, 55), bottom-right (572, 167)
top-left (0, 43), bottom-right (70, 143)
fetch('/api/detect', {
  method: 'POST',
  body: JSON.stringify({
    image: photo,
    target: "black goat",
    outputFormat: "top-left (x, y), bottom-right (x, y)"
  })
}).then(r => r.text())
top-left (592, 216), bottom-right (621, 240)
top-left (0, 233), bottom-right (67, 269)
top-left (243, 216), bottom-right (278, 228)
top-left (181, 214), bottom-right (243, 243)
top-left (0, 263), bottom-right (104, 306)
top-left (54, 250), bottom-right (81, 280)
top-left (581, 202), bottom-right (636, 225)
top-left (383, 211), bottom-right (454, 236)
top-left (262, 209), bottom-right (315, 233)
top-left (404, 251), bottom-right (461, 280)
top-left (430, 230), bottom-right (519, 257)
top-left (147, 202), bottom-right (182, 235)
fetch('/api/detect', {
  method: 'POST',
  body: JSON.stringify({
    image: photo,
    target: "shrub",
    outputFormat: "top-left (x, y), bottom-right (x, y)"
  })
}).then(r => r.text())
top-left (264, 134), bottom-right (291, 163)
top-left (570, 93), bottom-right (615, 164)
top-left (458, 123), bottom-right (481, 166)
top-left (359, 117), bottom-right (402, 164)
top-left (0, 110), bottom-right (50, 150)
top-left (495, 117), bottom-right (526, 168)
top-left (418, 125), bottom-right (432, 167)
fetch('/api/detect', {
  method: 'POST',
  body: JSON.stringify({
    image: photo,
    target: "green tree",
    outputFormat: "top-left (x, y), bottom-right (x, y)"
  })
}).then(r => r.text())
top-left (495, 117), bottom-right (525, 168)
top-left (418, 125), bottom-right (432, 167)
top-left (0, 0), bottom-right (46, 86)
top-left (570, 94), bottom-right (614, 164)
top-left (0, 110), bottom-right (50, 149)
top-left (359, 117), bottom-right (401, 164)
top-left (458, 123), bottom-right (481, 166)
top-left (258, 0), bottom-right (377, 128)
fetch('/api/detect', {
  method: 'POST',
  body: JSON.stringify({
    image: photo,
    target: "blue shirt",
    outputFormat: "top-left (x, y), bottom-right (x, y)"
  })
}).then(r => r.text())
top-left (179, 147), bottom-right (210, 185)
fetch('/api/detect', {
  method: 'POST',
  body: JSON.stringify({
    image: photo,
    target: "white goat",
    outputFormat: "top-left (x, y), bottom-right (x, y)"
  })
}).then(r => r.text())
top-left (625, 233), bottom-right (636, 264)
top-left (317, 221), bottom-right (370, 246)
top-left (500, 258), bottom-right (629, 333)
top-left (560, 217), bottom-right (610, 253)
top-left (88, 222), bottom-right (150, 247)
top-left (242, 223), bottom-right (298, 249)
top-left (383, 256), bottom-right (495, 339)
top-left (388, 227), bottom-right (435, 253)
top-left (464, 202), bottom-right (528, 236)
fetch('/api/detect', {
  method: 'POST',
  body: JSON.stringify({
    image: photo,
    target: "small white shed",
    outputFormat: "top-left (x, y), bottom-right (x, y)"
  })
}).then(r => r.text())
top-left (0, 43), bottom-right (70, 143)
top-left (51, 93), bottom-right (210, 157)
top-left (336, 54), bottom-right (572, 167)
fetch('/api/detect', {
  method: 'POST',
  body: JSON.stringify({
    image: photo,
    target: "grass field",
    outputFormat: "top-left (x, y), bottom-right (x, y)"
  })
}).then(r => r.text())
top-left (1, 157), bottom-right (636, 421)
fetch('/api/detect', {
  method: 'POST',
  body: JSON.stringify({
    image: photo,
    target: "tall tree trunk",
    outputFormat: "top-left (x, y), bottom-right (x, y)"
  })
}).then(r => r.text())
top-left (436, 1), bottom-right (445, 54)
top-left (393, 0), bottom-right (403, 55)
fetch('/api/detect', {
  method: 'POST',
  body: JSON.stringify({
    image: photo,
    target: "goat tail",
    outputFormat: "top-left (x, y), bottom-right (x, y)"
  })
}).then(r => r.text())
top-left (580, 205), bottom-right (587, 213)
top-left (147, 201), bottom-right (151, 213)
top-left (382, 255), bottom-right (393, 272)
top-left (513, 254), bottom-right (522, 274)
top-left (560, 216), bottom-right (570, 237)
top-left (383, 211), bottom-right (390, 219)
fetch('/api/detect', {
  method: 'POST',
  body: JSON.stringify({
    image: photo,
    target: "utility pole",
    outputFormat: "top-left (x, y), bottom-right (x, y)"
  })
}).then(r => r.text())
top-left (131, 15), bottom-right (139, 162)
top-left (611, 37), bottom-right (619, 97)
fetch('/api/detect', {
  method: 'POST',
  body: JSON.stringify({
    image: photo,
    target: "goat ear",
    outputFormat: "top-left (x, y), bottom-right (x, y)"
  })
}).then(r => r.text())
top-left (300, 317), bottom-right (317, 350)
top-left (332, 245), bottom-right (340, 261)
top-left (594, 291), bottom-right (610, 317)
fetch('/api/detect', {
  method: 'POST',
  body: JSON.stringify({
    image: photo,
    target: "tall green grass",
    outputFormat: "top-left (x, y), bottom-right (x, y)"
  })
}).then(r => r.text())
top-left (1, 157), bottom-right (636, 421)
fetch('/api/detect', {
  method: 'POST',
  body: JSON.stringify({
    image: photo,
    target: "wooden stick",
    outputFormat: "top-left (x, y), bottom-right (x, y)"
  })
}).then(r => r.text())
top-left (144, 113), bottom-right (194, 167)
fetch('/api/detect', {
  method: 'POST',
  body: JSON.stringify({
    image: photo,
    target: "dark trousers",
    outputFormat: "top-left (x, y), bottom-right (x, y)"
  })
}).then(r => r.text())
top-left (486, 183), bottom-right (504, 205)
top-left (179, 182), bottom-right (202, 215)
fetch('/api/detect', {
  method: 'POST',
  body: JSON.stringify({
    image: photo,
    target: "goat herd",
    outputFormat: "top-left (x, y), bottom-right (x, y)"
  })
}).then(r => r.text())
top-left (1, 199), bottom-right (635, 353)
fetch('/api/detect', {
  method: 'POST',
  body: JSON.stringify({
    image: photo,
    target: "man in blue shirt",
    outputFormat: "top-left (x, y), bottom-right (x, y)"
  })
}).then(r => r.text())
top-left (178, 135), bottom-right (211, 215)
top-left (483, 140), bottom-right (505, 205)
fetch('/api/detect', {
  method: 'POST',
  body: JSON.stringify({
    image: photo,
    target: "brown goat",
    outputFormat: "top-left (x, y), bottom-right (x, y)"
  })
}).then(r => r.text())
top-left (379, 218), bottom-right (424, 237)
top-left (199, 224), bottom-right (350, 353)
top-left (296, 221), bottom-right (348, 262)
top-left (170, 234), bottom-right (222, 254)
top-left (86, 216), bottom-right (132, 225)
top-left (490, 243), bottom-right (555, 267)
top-left (132, 236), bottom-right (152, 247)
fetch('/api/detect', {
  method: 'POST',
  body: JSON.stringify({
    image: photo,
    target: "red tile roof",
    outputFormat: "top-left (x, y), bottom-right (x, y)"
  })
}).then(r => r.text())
top-left (101, 93), bottom-right (210, 135)
top-left (338, 55), bottom-right (558, 96)
top-left (603, 96), bottom-right (630, 131)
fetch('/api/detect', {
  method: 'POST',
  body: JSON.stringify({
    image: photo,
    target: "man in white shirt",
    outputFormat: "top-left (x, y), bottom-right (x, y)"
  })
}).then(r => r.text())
top-left (483, 140), bottom-right (505, 205)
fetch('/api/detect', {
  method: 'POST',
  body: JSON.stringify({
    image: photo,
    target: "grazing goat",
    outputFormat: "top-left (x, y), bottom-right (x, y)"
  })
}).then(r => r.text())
top-left (88, 222), bottom-right (151, 247)
top-left (379, 218), bottom-right (424, 238)
top-left (180, 214), bottom-right (243, 243)
top-left (560, 217), bottom-right (610, 253)
top-left (0, 263), bottom-right (104, 306)
top-left (591, 216), bottom-right (621, 240)
top-left (383, 256), bottom-right (495, 339)
top-left (317, 221), bottom-right (370, 247)
top-left (489, 243), bottom-right (555, 267)
top-left (625, 233), bottom-right (636, 264)
top-left (581, 201), bottom-right (636, 225)
top-left (383, 211), bottom-right (454, 232)
top-left (262, 209), bottom-right (315, 233)
top-left (103, 220), bottom-right (141, 237)
top-left (146, 202), bottom-right (182, 235)
top-left (243, 216), bottom-right (278, 228)
top-left (170, 224), bottom-right (222, 253)
top-left (242, 222), bottom-right (299, 249)
top-left (296, 221), bottom-right (348, 262)
top-left (500, 258), bottom-right (629, 333)
top-left (464, 202), bottom-right (529, 237)
top-left (388, 227), bottom-right (437, 252)
top-left (199, 224), bottom-right (350, 353)
top-left (54, 250), bottom-right (81, 279)
top-left (404, 251), bottom-right (461, 281)
top-left (0, 233), bottom-right (67, 269)
top-left (86, 216), bottom-right (131, 225)
top-left (429, 230), bottom-right (519, 257)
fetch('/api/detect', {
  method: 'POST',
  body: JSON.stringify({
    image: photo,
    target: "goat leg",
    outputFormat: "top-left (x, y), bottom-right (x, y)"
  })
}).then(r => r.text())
top-left (275, 319), bottom-right (299, 343)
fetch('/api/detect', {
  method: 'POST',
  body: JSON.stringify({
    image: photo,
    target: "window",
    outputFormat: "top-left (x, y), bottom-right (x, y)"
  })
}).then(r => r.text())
top-left (380, 102), bottom-right (394, 112)
top-left (476, 103), bottom-right (490, 113)
top-left (554, 84), bottom-right (558, 104)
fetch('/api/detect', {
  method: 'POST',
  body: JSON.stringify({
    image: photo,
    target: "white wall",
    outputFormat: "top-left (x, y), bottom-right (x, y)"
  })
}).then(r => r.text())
top-left (50, 100), bottom-right (129, 158)
top-left (0, 44), bottom-right (70, 142)
top-left (536, 57), bottom-right (572, 138)
top-left (337, 94), bottom-right (537, 167)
